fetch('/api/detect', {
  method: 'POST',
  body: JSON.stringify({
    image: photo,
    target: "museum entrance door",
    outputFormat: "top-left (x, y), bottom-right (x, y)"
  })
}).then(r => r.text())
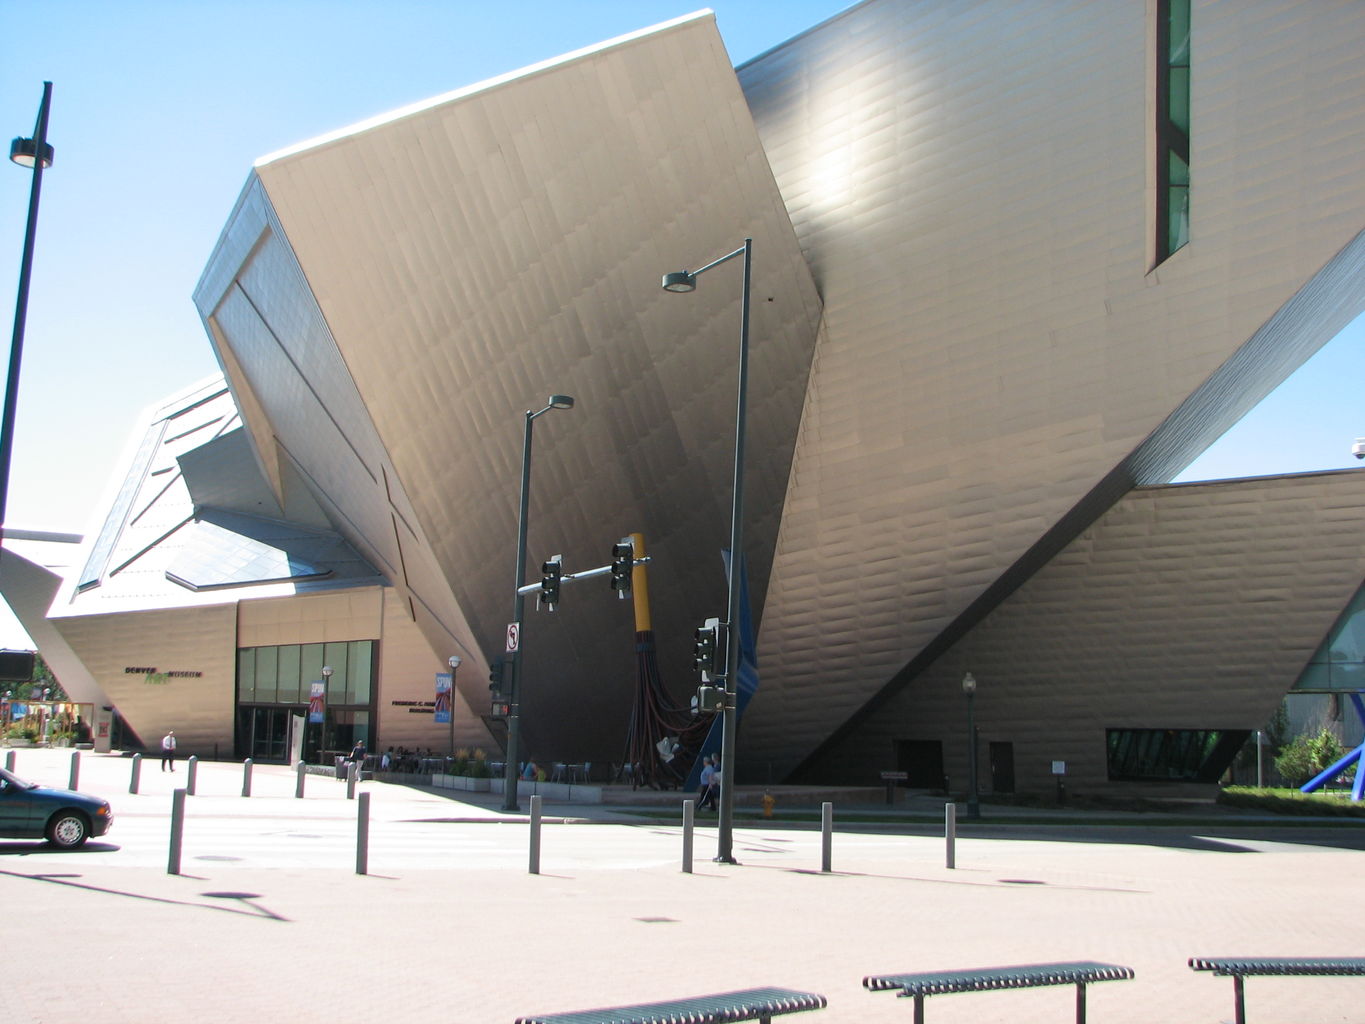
top-left (238, 705), bottom-right (295, 762)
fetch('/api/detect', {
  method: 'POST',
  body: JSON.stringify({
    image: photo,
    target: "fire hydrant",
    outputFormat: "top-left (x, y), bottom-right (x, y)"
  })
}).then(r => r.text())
top-left (761, 791), bottom-right (775, 818)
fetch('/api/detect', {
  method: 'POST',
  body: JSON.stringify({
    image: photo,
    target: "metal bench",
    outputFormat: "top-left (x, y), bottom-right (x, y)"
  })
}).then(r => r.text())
top-left (1189, 956), bottom-right (1365, 1024)
top-left (864, 960), bottom-right (1135, 1024)
top-left (515, 986), bottom-right (827, 1024)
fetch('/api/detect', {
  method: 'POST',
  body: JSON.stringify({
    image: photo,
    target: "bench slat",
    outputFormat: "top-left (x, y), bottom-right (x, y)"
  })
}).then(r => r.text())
top-left (864, 960), bottom-right (1135, 996)
top-left (516, 986), bottom-right (827, 1024)
top-left (1189, 957), bottom-right (1365, 977)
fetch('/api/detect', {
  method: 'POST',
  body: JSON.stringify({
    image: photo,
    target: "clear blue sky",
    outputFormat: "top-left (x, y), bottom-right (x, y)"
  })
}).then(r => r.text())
top-left (0, 0), bottom-right (1361, 650)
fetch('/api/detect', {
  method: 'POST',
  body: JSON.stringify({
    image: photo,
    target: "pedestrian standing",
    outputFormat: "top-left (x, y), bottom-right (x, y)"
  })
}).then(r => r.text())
top-left (161, 730), bottom-right (177, 772)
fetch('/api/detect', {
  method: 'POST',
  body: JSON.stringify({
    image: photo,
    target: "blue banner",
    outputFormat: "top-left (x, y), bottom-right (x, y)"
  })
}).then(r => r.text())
top-left (307, 682), bottom-right (325, 724)
top-left (434, 672), bottom-right (453, 724)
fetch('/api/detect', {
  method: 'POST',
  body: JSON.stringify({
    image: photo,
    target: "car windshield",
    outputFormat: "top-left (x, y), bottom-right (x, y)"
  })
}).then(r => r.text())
top-left (0, 768), bottom-right (39, 791)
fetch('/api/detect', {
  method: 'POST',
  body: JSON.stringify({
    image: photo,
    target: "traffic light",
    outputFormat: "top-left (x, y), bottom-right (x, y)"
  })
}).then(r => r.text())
top-left (540, 555), bottom-right (562, 610)
top-left (610, 541), bottom-right (633, 598)
top-left (489, 659), bottom-right (504, 696)
top-left (693, 616), bottom-right (722, 682)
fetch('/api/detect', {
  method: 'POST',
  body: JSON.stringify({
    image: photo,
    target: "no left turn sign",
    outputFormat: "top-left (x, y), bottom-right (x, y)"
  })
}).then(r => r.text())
top-left (506, 622), bottom-right (520, 653)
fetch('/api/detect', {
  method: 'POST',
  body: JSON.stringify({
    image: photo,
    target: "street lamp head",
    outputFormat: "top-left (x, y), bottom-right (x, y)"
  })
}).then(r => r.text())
top-left (961, 671), bottom-right (977, 695)
top-left (321, 665), bottom-right (333, 678)
top-left (448, 655), bottom-right (462, 669)
top-left (548, 394), bottom-right (574, 410)
top-left (9, 137), bottom-right (53, 169)
top-left (661, 270), bottom-right (697, 293)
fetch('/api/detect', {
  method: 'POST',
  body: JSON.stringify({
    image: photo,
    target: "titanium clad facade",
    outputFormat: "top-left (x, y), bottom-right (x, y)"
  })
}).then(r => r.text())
top-left (737, 0), bottom-right (1365, 777)
top-left (196, 13), bottom-right (822, 760)
top-left (812, 470), bottom-right (1365, 794)
top-left (9, 3), bottom-right (1365, 790)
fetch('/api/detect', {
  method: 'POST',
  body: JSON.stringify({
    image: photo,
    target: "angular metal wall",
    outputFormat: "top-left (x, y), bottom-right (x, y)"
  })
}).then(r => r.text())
top-left (198, 13), bottom-right (822, 762)
top-left (738, 0), bottom-right (1365, 777)
top-left (810, 470), bottom-right (1365, 794)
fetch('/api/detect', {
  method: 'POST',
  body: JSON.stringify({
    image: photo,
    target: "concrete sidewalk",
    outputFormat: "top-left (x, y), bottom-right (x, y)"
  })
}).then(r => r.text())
top-left (3, 749), bottom-right (1364, 1024)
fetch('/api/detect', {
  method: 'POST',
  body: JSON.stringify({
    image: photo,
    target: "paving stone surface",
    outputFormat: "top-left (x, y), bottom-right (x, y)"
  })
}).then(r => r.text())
top-left (4, 749), bottom-right (1364, 1023)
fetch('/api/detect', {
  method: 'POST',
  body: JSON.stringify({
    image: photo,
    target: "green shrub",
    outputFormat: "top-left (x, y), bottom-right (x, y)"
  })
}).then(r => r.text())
top-left (1274, 728), bottom-right (1348, 787)
top-left (1218, 786), bottom-right (1365, 817)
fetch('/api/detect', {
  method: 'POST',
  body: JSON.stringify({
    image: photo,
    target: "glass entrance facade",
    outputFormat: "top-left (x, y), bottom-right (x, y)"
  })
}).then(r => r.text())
top-left (236, 639), bottom-right (376, 761)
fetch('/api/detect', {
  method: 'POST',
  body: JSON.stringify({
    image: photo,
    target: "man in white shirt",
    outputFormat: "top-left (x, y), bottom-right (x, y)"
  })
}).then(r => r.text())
top-left (161, 730), bottom-right (177, 772)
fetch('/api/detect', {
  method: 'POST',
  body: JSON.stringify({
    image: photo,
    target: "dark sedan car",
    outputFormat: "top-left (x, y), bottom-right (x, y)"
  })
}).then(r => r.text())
top-left (0, 766), bottom-right (113, 848)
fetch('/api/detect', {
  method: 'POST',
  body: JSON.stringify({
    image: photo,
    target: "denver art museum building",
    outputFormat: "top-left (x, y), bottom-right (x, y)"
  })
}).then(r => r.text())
top-left (7, 0), bottom-right (1365, 796)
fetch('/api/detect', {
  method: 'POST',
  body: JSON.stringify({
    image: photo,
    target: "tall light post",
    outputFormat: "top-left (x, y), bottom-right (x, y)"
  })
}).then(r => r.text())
top-left (662, 237), bottom-right (752, 865)
top-left (962, 671), bottom-right (980, 819)
top-left (1, 82), bottom-right (54, 542)
top-left (446, 655), bottom-right (461, 758)
top-left (503, 394), bottom-right (575, 812)
top-left (320, 665), bottom-right (333, 761)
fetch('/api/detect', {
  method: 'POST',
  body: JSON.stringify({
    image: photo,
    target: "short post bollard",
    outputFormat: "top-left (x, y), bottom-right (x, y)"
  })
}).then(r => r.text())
top-left (4, 750), bottom-right (14, 771)
top-left (129, 752), bottom-right (142, 794)
top-left (168, 788), bottom-right (186, 875)
top-left (945, 802), bottom-right (957, 869)
top-left (186, 755), bottom-right (199, 796)
top-left (821, 801), bottom-right (833, 873)
top-left (295, 760), bottom-right (307, 798)
top-left (346, 760), bottom-right (357, 799)
top-left (529, 794), bottom-right (542, 875)
top-left (682, 799), bottom-right (695, 873)
top-left (356, 791), bottom-right (370, 875)
top-left (68, 751), bottom-right (80, 791)
top-left (242, 757), bottom-right (253, 798)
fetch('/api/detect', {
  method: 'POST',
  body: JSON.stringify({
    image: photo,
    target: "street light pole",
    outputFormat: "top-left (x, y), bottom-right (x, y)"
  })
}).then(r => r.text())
top-left (320, 665), bottom-right (333, 763)
top-left (447, 655), bottom-right (461, 758)
top-left (963, 671), bottom-right (980, 819)
top-left (1, 81), bottom-right (54, 542)
top-left (503, 395), bottom-right (575, 812)
top-left (662, 237), bottom-right (752, 865)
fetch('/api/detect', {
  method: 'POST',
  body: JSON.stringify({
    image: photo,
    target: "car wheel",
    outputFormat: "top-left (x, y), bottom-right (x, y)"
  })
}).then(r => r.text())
top-left (46, 811), bottom-right (89, 849)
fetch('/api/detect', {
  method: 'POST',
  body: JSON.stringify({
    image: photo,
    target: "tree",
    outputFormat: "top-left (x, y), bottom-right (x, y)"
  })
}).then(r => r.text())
top-left (1274, 727), bottom-right (1347, 788)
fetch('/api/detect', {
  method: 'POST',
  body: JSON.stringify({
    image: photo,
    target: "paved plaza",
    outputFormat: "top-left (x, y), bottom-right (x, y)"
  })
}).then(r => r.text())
top-left (3, 749), bottom-right (1364, 1024)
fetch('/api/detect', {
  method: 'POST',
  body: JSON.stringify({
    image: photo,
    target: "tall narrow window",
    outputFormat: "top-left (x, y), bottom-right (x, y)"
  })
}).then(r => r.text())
top-left (1156, 0), bottom-right (1190, 262)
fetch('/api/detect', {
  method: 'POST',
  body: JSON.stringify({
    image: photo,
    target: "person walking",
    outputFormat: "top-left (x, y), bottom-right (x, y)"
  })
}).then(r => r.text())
top-left (160, 730), bottom-right (177, 772)
top-left (697, 755), bottom-right (716, 810)
top-left (349, 738), bottom-right (367, 782)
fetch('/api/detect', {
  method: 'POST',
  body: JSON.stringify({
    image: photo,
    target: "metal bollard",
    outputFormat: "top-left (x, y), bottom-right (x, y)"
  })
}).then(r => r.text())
top-left (346, 761), bottom-right (357, 799)
top-left (4, 750), bottom-right (14, 771)
top-left (242, 758), bottom-right (253, 798)
top-left (682, 799), bottom-right (695, 873)
top-left (295, 760), bottom-right (307, 798)
top-left (129, 752), bottom-right (142, 794)
top-left (356, 791), bottom-right (370, 875)
top-left (186, 755), bottom-right (199, 796)
top-left (945, 802), bottom-right (957, 869)
top-left (528, 794), bottom-right (542, 875)
top-left (821, 801), bottom-right (833, 873)
top-left (68, 751), bottom-right (80, 791)
top-left (168, 788), bottom-right (186, 875)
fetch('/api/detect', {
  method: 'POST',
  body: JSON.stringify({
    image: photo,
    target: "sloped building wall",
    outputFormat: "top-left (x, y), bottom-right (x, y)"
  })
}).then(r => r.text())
top-left (808, 470), bottom-right (1365, 795)
top-left (738, 0), bottom-right (1365, 776)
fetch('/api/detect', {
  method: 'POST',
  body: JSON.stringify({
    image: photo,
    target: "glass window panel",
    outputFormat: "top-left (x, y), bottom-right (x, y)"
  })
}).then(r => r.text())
top-left (1167, 0), bottom-right (1190, 66)
top-left (255, 646), bottom-right (278, 703)
top-left (238, 649), bottom-right (256, 703)
top-left (1168, 151), bottom-right (1189, 188)
top-left (301, 643), bottom-right (325, 698)
top-left (324, 642), bottom-right (348, 702)
top-left (1168, 68), bottom-right (1191, 137)
top-left (1168, 186), bottom-right (1189, 253)
top-left (277, 645), bottom-right (301, 705)
top-left (349, 641), bottom-right (373, 704)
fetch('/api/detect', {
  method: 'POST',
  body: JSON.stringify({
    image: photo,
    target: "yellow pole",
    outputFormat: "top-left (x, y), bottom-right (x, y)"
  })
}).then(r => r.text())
top-left (629, 532), bottom-right (651, 632)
